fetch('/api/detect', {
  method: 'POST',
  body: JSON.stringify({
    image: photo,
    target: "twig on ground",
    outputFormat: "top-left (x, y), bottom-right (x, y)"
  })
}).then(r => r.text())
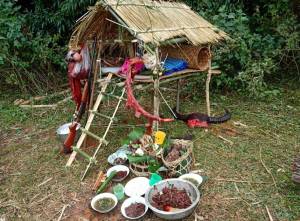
top-left (218, 135), bottom-right (234, 145)
top-left (213, 178), bottom-right (271, 184)
top-left (30, 193), bottom-right (53, 206)
top-left (57, 204), bottom-right (69, 221)
top-left (56, 96), bottom-right (72, 106)
top-left (265, 205), bottom-right (274, 221)
top-left (259, 146), bottom-right (277, 188)
top-left (19, 104), bottom-right (57, 109)
top-left (233, 121), bottom-right (248, 127)
top-left (38, 177), bottom-right (53, 187)
top-left (234, 183), bottom-right (240, 192)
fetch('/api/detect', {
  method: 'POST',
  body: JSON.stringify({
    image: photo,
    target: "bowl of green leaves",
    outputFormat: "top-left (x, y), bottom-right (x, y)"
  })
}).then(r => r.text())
top-left (91, 193), bottom-right (118, 213)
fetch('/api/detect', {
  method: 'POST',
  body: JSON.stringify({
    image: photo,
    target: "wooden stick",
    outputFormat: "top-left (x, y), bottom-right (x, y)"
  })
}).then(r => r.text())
top-left (176, 79), bottom-right (181, 112)
top-left (15, 89), bottom-right (70, 106)
top-left (57, 204), bottom-right (68, 221)
top-left (265, 205), bottom-right (274, 221)
top-left (206, 57), bottom-right (212, 116)
top-left (218, 135), bottom-right (234, 145)
top-left (37, 177), bottom-right (53, 187)
top-left (93, 171), bottom-right (106, 191)
top-left (260, 146), bottom-right (277, 188)
top-left (19, 104), bottom-right (57, 108)
top-left (106, 3), bottom-right (191, 10)
top-left (213, 178), bottom-right (271, 184)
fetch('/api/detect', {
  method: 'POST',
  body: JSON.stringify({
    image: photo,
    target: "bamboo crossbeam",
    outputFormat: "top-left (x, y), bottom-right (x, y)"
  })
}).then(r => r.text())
top-left (80, 128), bottom-right (108, 145)
top-left (100, 92), bottom-right (127, 101)
top-left (72, 147), bottom-right (97, 164)
top-left (89, 110), bottom-right (117, 121)
top-left (105, 3), bottom-right (191, 10)
top-left (136, 26), bottom-right (213, 34)
top-left (106, 17), bottom-right (211, 34)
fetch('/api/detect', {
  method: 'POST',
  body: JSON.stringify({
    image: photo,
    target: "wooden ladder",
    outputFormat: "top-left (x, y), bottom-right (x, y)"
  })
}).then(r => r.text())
top-left (65, 73), bottom-right (126, 180)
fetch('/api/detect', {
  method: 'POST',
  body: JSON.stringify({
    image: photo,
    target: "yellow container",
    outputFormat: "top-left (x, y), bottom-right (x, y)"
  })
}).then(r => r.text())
top-left (154, 131), bottom-right (166, 145)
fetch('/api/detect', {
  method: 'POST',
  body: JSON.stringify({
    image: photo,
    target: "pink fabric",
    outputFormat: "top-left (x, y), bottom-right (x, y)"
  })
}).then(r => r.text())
top-left (124, 57), bottom-right (174, 134)
top-left (120, 58), bottom-right (144, 77)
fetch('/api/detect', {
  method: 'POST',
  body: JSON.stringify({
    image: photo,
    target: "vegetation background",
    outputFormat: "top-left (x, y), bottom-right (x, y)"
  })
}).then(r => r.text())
top-left (0, 0), bottom-right (299, 96)
top-left (0, 1), bottom-right (299, 220)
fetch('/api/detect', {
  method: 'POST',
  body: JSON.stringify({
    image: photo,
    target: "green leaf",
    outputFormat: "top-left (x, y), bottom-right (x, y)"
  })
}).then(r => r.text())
top-left (128, 127), bottom-right (144, 141)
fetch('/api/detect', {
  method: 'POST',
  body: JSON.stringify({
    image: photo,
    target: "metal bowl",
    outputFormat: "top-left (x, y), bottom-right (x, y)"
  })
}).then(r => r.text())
top-left (56, 123), bottom-right (81, 143)
top-left (145, 179), bottom-right (200, 220)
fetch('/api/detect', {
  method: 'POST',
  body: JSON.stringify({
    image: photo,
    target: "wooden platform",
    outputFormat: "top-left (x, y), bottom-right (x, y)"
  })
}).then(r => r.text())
top-left (115, 69), bottom-right (204, 83)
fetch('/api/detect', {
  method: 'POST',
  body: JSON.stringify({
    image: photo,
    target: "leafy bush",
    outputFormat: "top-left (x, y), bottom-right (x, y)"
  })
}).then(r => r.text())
top-left (0, 1), bottom-right (65, 93)
top-left (185, 0), bottom-right (300, 97)
top-left (0, 0), bottom-right (299, 97)
top-left (0, 0), bottom-right (96, 94)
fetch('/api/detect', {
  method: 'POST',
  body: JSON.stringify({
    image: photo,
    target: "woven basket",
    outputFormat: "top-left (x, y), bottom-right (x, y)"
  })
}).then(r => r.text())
top-left (161, 45), bottom-right (211, 71)
top-left (162, 139), bottom-right (194, 177)
top-left (129, 162), bottom-right (151, 177)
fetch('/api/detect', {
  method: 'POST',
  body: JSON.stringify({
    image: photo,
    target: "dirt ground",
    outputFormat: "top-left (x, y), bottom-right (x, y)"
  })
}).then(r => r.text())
top-left (1, 85), bottom-right (300, 221)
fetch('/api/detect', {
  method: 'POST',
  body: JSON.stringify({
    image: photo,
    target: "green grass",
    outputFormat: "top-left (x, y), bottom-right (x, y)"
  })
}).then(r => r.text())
top-left (0, 84), bottom-right (299, 220)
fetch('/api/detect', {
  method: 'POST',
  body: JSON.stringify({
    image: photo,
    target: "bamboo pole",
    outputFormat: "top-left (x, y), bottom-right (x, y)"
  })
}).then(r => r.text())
top-left (66, 73), bottom-right (112, 167)
top-left (205, 57), bottom-right (212, 116)
top-left (176, 79), bottom-right (181, 112)
top-left (153, 47), bottom-right (160, 131)
top-left (105, 3), bottom-right (191, 10)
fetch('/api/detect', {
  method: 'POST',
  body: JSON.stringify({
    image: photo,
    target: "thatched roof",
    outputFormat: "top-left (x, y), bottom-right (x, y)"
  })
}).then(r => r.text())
top-left (69, 0), bottom-right (228, 47)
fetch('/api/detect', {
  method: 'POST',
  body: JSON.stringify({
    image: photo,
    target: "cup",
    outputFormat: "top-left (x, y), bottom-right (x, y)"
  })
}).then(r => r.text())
top-left (154, 131), bottom-right (166, 145)
top-left (149, 173), bottom-right (163, 186)
top-left (113, 183), bottom-right (125, 200)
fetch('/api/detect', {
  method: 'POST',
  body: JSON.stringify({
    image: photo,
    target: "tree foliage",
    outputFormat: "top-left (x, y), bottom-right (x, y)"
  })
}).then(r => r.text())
top-left (187, 0), bottom-right (299, 97)
top-left (0, 0), bottom-right (299, 96)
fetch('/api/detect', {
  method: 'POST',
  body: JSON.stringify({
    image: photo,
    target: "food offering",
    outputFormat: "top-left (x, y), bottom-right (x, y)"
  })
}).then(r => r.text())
top-left (125, 202), bottom-right (146, 218)
top-left (151, 186), bottom-right (192, 211)
top-left (121, 197), bottom-right (148, 220)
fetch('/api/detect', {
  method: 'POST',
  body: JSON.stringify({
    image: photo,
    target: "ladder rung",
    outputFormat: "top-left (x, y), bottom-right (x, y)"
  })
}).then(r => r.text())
top-left (72, 147), bottom-right (97, 164)
top-left (100, 92), bottom-right (127, 101)
top-left (80, 128), bottom-right (109, 145)
top-left (89, 110), bottom-right (117, 121)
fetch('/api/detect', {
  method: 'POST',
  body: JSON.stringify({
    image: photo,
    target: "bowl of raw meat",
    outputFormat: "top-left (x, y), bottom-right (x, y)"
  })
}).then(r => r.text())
top-left (145, 178), bottom-right (200, 220)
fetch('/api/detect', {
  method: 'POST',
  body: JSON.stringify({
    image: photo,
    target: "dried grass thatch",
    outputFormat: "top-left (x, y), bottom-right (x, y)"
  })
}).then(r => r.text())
top-left (69, 0), bottom-right (228, 48)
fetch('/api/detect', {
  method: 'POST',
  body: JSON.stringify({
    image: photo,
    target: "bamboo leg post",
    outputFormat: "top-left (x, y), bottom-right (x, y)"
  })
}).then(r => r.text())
top-left (153, 78), bottom-right (160, 131)
top-left (205, 58), bottom-right (212, 116)
top-left (153, 47), bottom-right (161, 131)
top-left (66, 74), bottom-right (112, 167)
top-left (176, 79), bottom-right (181, 112)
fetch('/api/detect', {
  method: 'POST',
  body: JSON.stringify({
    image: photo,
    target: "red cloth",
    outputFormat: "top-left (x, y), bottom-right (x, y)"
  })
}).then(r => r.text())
top-left (187, 119), bottom-right (208, 128)
top-left (124, 57), bottom-right (174, 134)
top-left (67, 62), bottom-right (88, 109)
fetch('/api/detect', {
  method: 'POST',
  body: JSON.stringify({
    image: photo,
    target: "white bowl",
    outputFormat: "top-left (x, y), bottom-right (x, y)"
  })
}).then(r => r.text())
top-left (124, 177), bottom-right (150, 197)
top-left (121, 196), bottom-right (148, 219)
top-left (107, 165), bottom-right (130, 182)
top-left (91, 193), bottom-right (118, 213)
top-left (179, 173), bottom-right (203, 187)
